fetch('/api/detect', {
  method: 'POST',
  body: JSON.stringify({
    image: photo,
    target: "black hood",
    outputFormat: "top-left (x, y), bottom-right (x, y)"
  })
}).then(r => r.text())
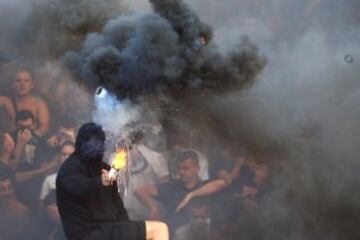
top-left (74, 122), bottom-right (106, 171)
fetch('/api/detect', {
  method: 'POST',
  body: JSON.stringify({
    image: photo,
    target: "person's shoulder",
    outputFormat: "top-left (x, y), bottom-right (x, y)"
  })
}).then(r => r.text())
top-left (0, 95), bottom-right (11, 104)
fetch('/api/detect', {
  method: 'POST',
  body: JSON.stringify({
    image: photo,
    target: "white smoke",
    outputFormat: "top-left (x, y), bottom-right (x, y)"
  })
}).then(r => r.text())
top-left (93, 87), bottom-right (141, 138)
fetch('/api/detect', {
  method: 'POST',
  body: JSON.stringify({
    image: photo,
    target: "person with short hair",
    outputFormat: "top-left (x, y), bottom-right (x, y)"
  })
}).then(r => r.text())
top-left (39, 140), bottom-right (75, 211)
top-left (122, 131), bottom-right (170, 220)
top-left (136, 149), bottom-right (226, 233)
top-left (10, 109), bottom-right (42, 171)
top-left (12, 69), bottom-right (50, 136)
top-left (56, 122), bottom-right (169, 240)
top-left (9, 110), bottom-right (57, 210)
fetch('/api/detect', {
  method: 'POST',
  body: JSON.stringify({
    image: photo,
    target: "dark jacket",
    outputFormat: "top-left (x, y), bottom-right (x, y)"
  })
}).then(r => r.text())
top-left (56, 155), bottom-right (129, 240)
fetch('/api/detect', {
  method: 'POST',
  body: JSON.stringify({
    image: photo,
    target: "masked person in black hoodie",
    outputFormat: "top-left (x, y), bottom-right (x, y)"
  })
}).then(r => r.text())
top-left (56, 122), bottom-right (169, 240)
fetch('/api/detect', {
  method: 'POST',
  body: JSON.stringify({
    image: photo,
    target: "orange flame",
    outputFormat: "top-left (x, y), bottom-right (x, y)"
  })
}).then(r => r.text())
top-left (112, 148), bottom-right (127, 170)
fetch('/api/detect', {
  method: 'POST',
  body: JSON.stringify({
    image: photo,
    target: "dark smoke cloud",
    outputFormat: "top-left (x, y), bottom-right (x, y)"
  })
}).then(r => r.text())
top-left (64, 0), bottom-right (265, 100)
top-left (0, 0), bottom-right (128, 61)
top-left (179, 1), bottom-right (360, 239)
top-left (149, 0), bottom-right (213, 45)
top-left (2, 0), bottom-right (359, 239)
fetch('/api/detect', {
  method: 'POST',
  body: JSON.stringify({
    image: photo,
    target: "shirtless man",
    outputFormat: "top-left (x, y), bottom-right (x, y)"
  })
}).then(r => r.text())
top-left (12, 69), bottom-right (50, 136)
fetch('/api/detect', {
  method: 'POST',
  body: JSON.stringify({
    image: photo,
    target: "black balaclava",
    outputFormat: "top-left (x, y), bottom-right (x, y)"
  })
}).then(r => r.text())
top-left (74, 122), bottom-right (105, 175)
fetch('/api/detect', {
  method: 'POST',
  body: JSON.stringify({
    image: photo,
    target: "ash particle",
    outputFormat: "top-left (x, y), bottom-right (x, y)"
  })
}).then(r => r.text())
top-left (344, 54), bottom-right (354, 63)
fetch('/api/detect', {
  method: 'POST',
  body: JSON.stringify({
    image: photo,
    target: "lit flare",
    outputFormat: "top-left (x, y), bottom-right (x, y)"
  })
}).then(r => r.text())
top-left (108, 148), bottom-right (128, 180)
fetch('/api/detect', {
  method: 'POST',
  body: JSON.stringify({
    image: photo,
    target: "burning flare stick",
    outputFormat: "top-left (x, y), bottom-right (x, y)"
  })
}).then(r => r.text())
top-left (108, 147), bottom-right (128, 181)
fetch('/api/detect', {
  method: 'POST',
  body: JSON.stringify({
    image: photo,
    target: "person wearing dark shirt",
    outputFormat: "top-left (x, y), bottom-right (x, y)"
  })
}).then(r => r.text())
top-left (9, 110), bottom-right (56, 210)
top-left (56, 122), bottom-right (169, 240)
top-left (136, 150), bottom-right (226, 233)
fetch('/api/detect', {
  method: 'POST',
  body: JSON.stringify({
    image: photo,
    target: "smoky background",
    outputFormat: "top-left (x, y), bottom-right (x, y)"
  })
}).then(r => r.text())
top-left (0, 0), bottom-right (360, 239)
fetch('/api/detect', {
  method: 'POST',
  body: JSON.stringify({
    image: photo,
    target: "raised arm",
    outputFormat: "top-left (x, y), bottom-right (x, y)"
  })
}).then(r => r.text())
top-left (12, 129), bottom-right (32, 170)
top-left (16, 158), bottom-right (57, 183)
top-left (218, 157), bottom-right (244, 185)
top-left (176, 179), bottom-right (227, 212)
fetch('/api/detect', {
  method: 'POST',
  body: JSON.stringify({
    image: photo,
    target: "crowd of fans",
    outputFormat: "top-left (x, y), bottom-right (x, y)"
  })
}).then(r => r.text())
top-left (0, 68), bottom-right (270, 240)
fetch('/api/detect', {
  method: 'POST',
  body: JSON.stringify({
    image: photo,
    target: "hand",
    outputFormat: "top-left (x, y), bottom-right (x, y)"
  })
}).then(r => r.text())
top-left (175, 192), bottom-right (193, 213)
top-left (101, 169), bottom-right (114, 187)
top-left (18, 129), bottom-right (32, 144)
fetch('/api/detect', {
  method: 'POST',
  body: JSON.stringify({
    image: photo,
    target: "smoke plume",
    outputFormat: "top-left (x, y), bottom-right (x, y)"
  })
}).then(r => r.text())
top-left (64, 0), bottom-right (265, 101)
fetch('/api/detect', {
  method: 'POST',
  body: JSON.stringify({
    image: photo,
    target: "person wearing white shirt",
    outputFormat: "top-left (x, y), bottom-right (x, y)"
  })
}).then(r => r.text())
top-left (38, 141), bottom-right (75, 211)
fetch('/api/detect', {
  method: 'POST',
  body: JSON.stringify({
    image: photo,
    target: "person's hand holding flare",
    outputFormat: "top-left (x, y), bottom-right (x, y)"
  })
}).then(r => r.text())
top-left (108, 148), bottom-right (128, 181)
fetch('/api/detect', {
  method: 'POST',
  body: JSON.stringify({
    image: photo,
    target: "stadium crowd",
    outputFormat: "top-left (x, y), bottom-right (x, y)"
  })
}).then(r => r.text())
top-left (0, 68), bottom-right (270, 240)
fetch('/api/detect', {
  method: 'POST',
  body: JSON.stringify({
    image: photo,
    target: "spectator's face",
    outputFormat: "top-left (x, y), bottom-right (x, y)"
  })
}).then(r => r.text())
top-left (17, 118), bottom-right (35, 130)
top-left (178, 158), bottom-right (199, 182)
top-left (14, 71), bottom-right (34, 96)
top-left (59, 144), bottom-right (75, 164)
top-left (0, 179), bottom-right (12, 192)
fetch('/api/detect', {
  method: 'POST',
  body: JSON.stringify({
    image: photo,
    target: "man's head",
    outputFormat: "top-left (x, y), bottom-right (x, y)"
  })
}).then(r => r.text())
top-left (13, 69), bottom-right (34, 97)
top-left (15, 110), bottom-right (35, 131)
top-left (176, 150), bottom-right (200, 183)
top-left (58, 116), bottom-right (77, 142)
top-left (75, 122), bottom-right (105, 165)
top-left (58, 141), bottom-right (75, 165)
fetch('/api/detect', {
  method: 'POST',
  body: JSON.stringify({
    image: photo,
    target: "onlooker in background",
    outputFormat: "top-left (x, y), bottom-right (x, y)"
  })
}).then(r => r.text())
top-left (39, 141), bottom-right (75, 240)
top-left (0, 130), bottom-right (55, 184)
top-left (122, 132), bottom-right (169, 220)
top-left (0, 95), bottom-right (15, 131)
top-left (39, 140), bottom-right (75, 211)
top-left (37, 116), bottom-right (77, 167)
top-left (208, 146), bottom-right (244, 185)
top-left (136, 150), bottom-right (225, 233)
top-left (46, 117), bottom-right (76, 149)
top-left (177, 152), bottom-right (269, 234)
top-left (10, 110), bottom-right (42, 171)
top-left (167, 131), bottom-right (209, 181)
top-left (9, 110), bottom-right (56, 210)
top-left (12, 69), bottom-right (50, 136)
top-left (0, 163), bottom-right (34, 240)
top-left (173, 197), bottom-right (216, 240)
